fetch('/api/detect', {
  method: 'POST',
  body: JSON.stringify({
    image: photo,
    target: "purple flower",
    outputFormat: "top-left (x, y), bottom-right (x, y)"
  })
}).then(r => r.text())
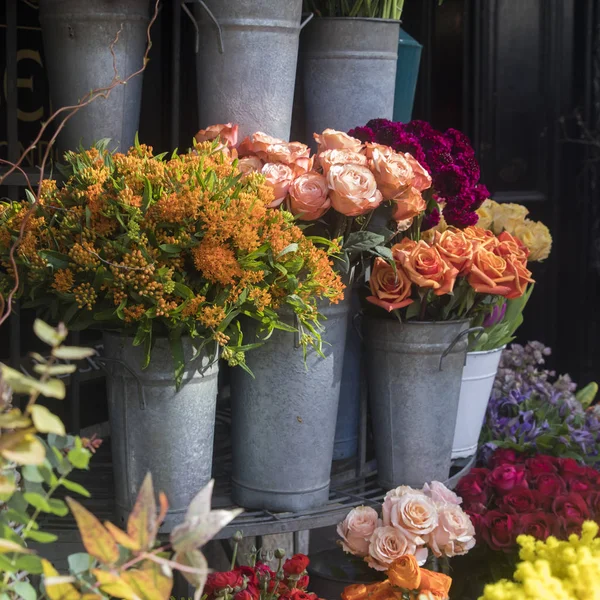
top-left (483, 302), bottom-right (507, 328)
top-left (421, 208), bottom-right (441, 231)
top-left (348, 126), bottom-right (376, 143)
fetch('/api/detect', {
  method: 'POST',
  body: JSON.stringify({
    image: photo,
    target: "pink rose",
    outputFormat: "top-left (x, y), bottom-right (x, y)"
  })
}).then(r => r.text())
top-left (366, 526), bottom-right (428, 571)
top-left (369, 147), bottom-right (414, 200)
top-left (238, 131), bottom-right (284, 158)
top-left (261, 163), bottom-right (295, 207)
top-left (382, 486), bottom-right (426, 525)
top-left (384, 493), bottom-right (438, 543)
top-left (336, 506), bottom-right (381, 557)
top-left (195, 123), bottom-right (239, 148)
top-left (486, 464), bottom-right (528, 495)
top-left (403, 153), bottom-right (432, 192)
top-left (327, 164), bottom-right (383, 216)
top-left (288, 172), bottom-right (331, 221)
top-left (423, 481), bottom-right (462, 507)
top-left (317, 149), bottom-right (368, 175)
top-left (391, 187), bottom-right (427, 221)
top-left (364, 142), bottom-right (394, 159)
top-left (314, 129), bottom-right (363, 154)
top-left (429, 504), bottom-right (476, 558)
top-left (238, 156), bottom-right (264, 175)
top-left (266, 141), bottom-right (313, 174)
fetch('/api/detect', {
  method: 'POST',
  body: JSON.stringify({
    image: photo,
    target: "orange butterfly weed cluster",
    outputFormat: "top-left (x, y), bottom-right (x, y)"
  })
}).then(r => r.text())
top-left (0, 140), bottom-right (344, 382)
top-left (342, 555), bottom-right (452, 600)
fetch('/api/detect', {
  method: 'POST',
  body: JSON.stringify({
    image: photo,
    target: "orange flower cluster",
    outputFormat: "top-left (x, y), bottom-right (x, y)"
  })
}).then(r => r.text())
top-left (0, 140), bottom-right (344, 373)
top-left (367, 227), bottom-right (534, 314)
top-left (342, 555), bottom-right (452, 600)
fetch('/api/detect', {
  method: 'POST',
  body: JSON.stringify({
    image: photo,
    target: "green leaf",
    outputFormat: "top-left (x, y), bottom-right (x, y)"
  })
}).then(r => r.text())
top-left (159, 244), bottom-right (182, 254)
top-left (30, 405), bottom-right (66, 436)
top-left (373, 246), bottom-right (394, 261)
top-left (14, 581), bottom-right (37, 600)
top-left (15, 554), bottom-right (44, 574)
top-left (22, 465), bottom-right (45, 483)
top-left (24, 530), bottom-right (58, 543)
top-left (39, 250), bottom-right (70, 269)
top-left (68, 447), bottom-right (91, 469)
top-left (68, 552), bottom-right (95, 575)
top-left (343, 231), bottom-right (385, 253)
top-left (52, 346), bottom-right (96, 360)
top-left (169, 330), bottom-right (185, 391)
top-left (276, 243), bottom-right (299, 259)
top-left (576, 382), bottom-right (598, 409)
top-left (48, 498), bottom-right (69, 516)
top-left (61, 478), bottom-right (91, 498)
top-left (173, 282), bottom-right (194, 300)
top-left (23, 492), bottom-right (52, 512)
top-left (33, 364), bottom-right (77, 376)
top-left (34, 320), bottom-right (66, 348)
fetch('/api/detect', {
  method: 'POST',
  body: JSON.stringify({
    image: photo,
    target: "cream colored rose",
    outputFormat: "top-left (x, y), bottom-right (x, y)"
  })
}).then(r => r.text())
top-left (327, 164), bottom-right (383, 216)
top-left (366, 526), bottom-right (428, 571)
top-left (238, 156), bottom-right (264, 175)
top-left (318, 149), bottom-right (368, 175)
top-left (266, 141), bottom-right (313, 174)
top-left (422, 481), bottom-right (462, 507)
top-left (364, 142), bottom-right (394, 159)
top-left (337, 506), bottom-right (381, 557)
top-left (476, 199), bottom-right (496, 230)
top-left (382, 486), bottom-right (427, 526)
top-left (428, 504), bottom-right (475, 558)
top-left (288, 172), bottom-right (331, 221)
top-left (194, 123), bottom-right (239, 148)
top-left (238, 131), bottom-right (284, 159)
top-left (314, 129), bottom-right (363, 154)
top-left (490, 202), bottom-right (529, 235)
top-left (385, 493), bottom-right (439, 542)
top-left (261, 163), bottom-right (295, 208)
top-left (403, 153), bottom-right (432, 192)
top-left (514, 219), bottom-right (552, 262)
top-left (369, 147), bottom-right (414, 200)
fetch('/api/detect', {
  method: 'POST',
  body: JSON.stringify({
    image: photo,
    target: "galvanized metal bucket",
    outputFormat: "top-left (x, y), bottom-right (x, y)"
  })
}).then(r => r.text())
top-left (230, 298), bottom-right (350, 512)
top-left (452, 346), bottom-right (504, 459)
top-left (301, 18), bottom-right (400, 144)
top-left (39, 0), bottom-right (149, 153)
top-left (102, 334), bottom-right (218, 532)
top-left (194, 0), bottom-right (308, 141)
top-left (364, 318), bottom-right (480, 489)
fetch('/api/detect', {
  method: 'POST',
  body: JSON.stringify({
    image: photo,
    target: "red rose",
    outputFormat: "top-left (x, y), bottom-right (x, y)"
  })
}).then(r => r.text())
top-left (518, 512), bottom-right (558, 540)
top-left (236, 566), bottom-right (258, 587)
top-left (487, 464), bottom-right (528, 495)
top-left (283, 554), bottom-right (310, 575)
top-left (205, 572), bottom-right (243, 596)
top-left (498, 489), bottom-right (541, 514)
top-left (482, 511), bottom-right (518, 552)
top-left (553, 494), bottom-right (590, 522)
top-left (456, 468), bottom-right (490, 505)
top-left (525, 456), bottom-right (557, 476)
top-left (235, 591), bottom-right (255, 600)
top-left (560, 516), bottom-right (585, 537)
top-left (466, 511), bottom-right (484, 537)
top-left (297, 576), bottom-right (310, 590)
top-left (289, 591), bottom-right (316, 600)
top-left (563, 474), bottom-right (592, 494)
top-left (489, 448), bottom-right (523, 469)
top-left (255, 563), bottom-right (276, 581)
top-left (269, 581), bottom-right (290, 595)
top-left (583, 467), bottom-right (600, 486)
top-left (558, 458), bottom-right (589, 477)
top-left (584, 491), bottom-right (600, 518)
top-left (532, 472), bottom-right (567, 498)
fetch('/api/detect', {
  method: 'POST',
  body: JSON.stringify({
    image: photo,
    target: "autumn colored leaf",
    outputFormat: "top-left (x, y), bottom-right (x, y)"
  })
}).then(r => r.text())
top-left (66, 498), bottom-right (119, 565)
top-left (42, 559), bottom-right (81, 600)
top-left (157, 492), bottom-right (169, 527)
top-left (173, 550), bottom-right (208, 600)
top-left (91, 569), bottom-right (137, 600)
top-left (121, 563), bottom-right (173, 600)
top-left (2, 434), bottom-right (46, 465)
top-left (29, 405), bottom-right (66, 436)
top-left (104, 521), bottom-right (140, 552)
top-left (0, 539), bottom-right (33, 554)
top-left (127, 473), bottom-right (156, 551)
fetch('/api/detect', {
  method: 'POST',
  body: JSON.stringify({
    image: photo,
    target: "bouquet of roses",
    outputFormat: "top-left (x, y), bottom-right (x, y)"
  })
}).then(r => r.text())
top-left (337, 481), bottom-right (475, 571)
top-left (204, 545), bottom-right (319, 600)
top-left (456, 448), bottom-right (600, 554)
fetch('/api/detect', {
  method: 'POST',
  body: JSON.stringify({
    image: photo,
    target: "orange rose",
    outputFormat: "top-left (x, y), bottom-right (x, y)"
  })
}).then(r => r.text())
top-left (503, 255), bottom-right (534, 299)
top-left (318, 149), bottom-right (368, 175)
top-left (342, 584), bottom-right (369, 600)
top-left (391, 238), bottom-right (418, 260)
top-left (238, 156), bottom-right (263, 175)
top-left (392, 187), bottom-right (427, 221)
top-left (364, 142), bottom-right (394, 159)
top-left (434, 229), bottom-right (474, 274)
top-left (495, 230), bottom-right (529, 265)
top-left (462, 226), bottom-right (498, 250)
top-left (367, 258), bottom-right (414, 312)
top-left (195, 123), bottom-right (239, 148)
top-left (288, 172), bottom-right (331, 221)
top-left (314, 129), bottom-right (364, 154)
top-left (467, 247), bottom-right (514, 296)
top-left (387, 555), bottom-right (421, 590)
top-left (369, 147), bottom-right (414, 200)
top-left (327, 164), bottom-right (383, 216)
top-left (419, 569), bottom-right (452, 599)
top-left (261, 163), bottom-right (295, 208)
top-left (403, 153), bottom-right (432, 192)
top-left (394, 240), bottom-right (459, 296)
top-left (238, 131), bottom-right (284, 158)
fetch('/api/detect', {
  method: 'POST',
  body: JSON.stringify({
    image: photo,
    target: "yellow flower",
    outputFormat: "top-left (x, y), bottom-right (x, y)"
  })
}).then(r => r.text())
top-left (489, 202), bottom-right (529, 235)
top-left (513, 219), bottom-right (552, 262)
top-left (476, 199), bottom-right (497, 230)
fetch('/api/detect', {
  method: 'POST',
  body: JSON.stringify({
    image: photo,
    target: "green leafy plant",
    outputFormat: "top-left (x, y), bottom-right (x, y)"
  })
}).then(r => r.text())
top-left (0, 320), bottom-right (241, 600)
top-left (304, 0), bottom-right (406, 19)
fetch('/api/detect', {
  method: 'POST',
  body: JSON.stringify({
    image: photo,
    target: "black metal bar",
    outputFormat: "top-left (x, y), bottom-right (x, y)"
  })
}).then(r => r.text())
top-left (171, 0), bottom-right (182, 149)
top-left (6, 0), bottom-right (19, 201)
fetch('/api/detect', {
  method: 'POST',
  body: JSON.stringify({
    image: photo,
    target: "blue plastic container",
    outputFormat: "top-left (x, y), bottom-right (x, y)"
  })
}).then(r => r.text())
top-left (393, 28), bottom-right (422, 123)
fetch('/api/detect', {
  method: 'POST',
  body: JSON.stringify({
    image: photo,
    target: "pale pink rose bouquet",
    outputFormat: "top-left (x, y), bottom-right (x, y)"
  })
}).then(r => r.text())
top-left (337, 481), bottom-right (475, 572)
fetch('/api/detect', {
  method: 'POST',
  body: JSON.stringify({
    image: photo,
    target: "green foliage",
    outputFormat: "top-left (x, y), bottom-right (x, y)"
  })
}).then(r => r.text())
top-left (304, 0), bottom-right (405, 20)
top-left (0, 321), bottom-right (238, 600)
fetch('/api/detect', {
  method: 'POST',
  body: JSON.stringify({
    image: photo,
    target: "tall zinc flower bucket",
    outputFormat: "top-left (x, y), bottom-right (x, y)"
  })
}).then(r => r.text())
top-left (103, 334), bottom-right (218, 533)
top-left (39, 0), bottom-right (149, 153)
top-left (365, 318), bottom-right (475, 489)
top-left (452, 347), bottom-right (504, 459)
top-left (195, 0), bottom-right (308, 140)
top-left (230, 299), bottom-right (350, 512)
top-left (393, 28), bottom-right (422, 124)
top-left (301, 18), bottom-right (400, 144)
